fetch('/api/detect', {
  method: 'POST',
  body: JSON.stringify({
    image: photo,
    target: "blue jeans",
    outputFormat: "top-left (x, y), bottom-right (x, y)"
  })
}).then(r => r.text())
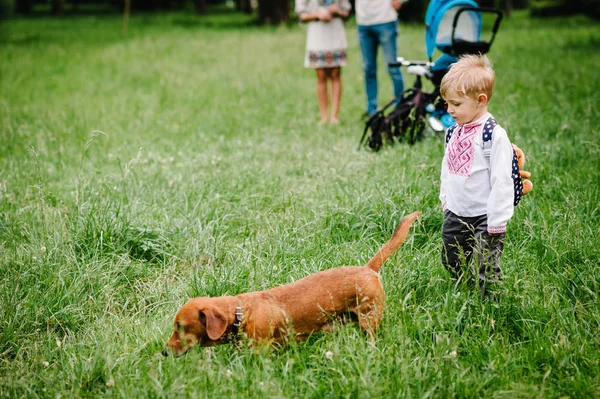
top-left (358, 21), bottom-right (405, 116)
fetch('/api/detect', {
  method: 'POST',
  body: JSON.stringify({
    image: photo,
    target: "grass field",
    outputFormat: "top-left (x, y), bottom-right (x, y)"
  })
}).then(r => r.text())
top-left (1, 8), bottom-right (599, 398)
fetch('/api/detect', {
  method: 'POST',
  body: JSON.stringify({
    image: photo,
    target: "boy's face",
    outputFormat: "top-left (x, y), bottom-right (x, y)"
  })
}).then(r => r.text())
top-left (443, 90), bottom-right (488, 125)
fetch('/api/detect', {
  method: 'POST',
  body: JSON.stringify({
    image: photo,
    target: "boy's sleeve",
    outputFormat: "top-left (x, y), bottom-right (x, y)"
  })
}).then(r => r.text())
top-left (487, 126), bottom-right (514, 234)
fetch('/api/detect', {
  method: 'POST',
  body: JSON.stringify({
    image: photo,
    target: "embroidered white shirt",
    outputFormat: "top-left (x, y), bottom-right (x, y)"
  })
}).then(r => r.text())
top-left (439, 113), bottom-right (514, 234)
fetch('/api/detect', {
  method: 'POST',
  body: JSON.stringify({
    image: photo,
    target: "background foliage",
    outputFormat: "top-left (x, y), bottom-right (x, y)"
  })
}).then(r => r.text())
top-left (2, 0), bottom-right (599, 22)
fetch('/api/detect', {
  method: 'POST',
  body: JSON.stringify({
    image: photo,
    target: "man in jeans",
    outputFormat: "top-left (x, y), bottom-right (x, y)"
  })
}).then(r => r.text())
top-left (356, 0), bottom-right (405, 116)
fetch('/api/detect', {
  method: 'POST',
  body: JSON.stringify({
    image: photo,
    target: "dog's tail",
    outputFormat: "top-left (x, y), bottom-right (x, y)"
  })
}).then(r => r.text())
top-left (365, 211), bottom-right (421, 272)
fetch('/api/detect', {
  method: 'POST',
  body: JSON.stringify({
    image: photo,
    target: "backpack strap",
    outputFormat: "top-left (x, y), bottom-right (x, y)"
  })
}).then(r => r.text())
top-left (513, 155), bottom-right (524, 206)
top-left (445, 124), bottom-right (458, 147)
top-left (482, 117), bottom-right (497, 164)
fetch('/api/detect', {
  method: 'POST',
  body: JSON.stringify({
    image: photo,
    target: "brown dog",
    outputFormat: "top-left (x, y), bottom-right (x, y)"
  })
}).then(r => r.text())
top-left (164, 211), bottom-right (420, 355)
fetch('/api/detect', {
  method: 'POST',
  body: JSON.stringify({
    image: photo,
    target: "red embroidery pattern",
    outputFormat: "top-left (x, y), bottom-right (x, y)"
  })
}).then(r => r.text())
top-left (447, 125), bottom-right (481, 176)
top-left (308, 50), bottom-right (348, 68)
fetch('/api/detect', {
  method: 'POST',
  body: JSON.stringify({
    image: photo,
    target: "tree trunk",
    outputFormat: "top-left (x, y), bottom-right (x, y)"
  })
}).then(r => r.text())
top-left (122, 0), bottom-right (131, 37)
top-left (15, 0), bottom-right (33, 13)
top-left (257, 0), bottom-right (289, 25)
top-left (52, 0), bottom-right (65, 15)
top-left (235, 0), bottom-right (253, 13)
top-left (504, 0), bottom-right (513, 17)
top-left (195, 0), bottom-right (208, 14)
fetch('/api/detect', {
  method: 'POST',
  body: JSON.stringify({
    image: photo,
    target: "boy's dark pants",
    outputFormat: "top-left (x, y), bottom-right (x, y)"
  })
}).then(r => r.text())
top-left (442, 210), bottom-right (505, 293)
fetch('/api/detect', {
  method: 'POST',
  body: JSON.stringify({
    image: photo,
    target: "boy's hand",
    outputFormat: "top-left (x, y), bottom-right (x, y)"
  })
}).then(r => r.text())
top-left (392, 0), bottom-right (404, 11)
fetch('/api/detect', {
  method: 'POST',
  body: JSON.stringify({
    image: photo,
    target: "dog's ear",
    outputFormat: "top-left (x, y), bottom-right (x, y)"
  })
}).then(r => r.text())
top-left (199, 308), bottom-right (228, 340)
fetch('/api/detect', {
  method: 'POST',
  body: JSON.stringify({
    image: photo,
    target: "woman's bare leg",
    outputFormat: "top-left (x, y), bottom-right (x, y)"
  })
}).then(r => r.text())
top-left (330, 67), bottom-right (342, 123)
top-left (316, 68), bottom-right (329, 124)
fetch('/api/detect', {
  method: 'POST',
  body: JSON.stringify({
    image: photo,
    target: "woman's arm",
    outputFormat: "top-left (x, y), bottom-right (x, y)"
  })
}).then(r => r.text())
top-left (328, 2), bottom-right (350, 20)
top-left (391, 0), bottom-right (404, 11)
top-left (298, 8), bottom-right (332, 22)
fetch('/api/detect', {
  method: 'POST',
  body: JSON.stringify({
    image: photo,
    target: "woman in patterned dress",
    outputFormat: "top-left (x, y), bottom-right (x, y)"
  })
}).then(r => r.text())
top-left (296, 0), bottom-right (351, 124)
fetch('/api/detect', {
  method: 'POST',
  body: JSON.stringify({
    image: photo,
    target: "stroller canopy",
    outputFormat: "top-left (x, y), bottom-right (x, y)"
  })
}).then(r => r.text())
top-left (425, 0), bottom-right (481, 60)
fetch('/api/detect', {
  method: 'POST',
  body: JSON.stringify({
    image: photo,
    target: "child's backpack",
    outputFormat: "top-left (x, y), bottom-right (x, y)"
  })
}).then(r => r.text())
top-left (445, 117), bottom-right (527, 206)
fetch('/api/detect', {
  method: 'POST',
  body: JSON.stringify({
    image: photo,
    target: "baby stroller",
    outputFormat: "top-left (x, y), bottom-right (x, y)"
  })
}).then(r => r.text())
top-left (359, 0), bottom-right (503, 151)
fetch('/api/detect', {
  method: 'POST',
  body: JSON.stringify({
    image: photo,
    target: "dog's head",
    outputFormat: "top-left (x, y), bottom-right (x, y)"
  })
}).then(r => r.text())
top-left (163, 298), bottom-right (231, 356)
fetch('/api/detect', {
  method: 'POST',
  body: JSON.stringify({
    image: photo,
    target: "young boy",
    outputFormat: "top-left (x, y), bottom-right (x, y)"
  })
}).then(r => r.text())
top-left (439, 54), bottom-right (514, 297)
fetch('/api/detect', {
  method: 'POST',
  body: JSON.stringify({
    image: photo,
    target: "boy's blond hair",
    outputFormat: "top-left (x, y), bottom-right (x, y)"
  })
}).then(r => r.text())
top-left (440, 54), bottom-right (495, 101)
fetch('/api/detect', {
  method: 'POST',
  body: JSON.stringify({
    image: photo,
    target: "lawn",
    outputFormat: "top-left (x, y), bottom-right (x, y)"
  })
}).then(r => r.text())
top-left (0, 8), bottom-right (599, 398)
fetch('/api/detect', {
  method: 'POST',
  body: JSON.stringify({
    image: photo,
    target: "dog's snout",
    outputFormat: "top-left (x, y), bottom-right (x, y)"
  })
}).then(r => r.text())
top-left (162, 345), bottom-right (187, 357)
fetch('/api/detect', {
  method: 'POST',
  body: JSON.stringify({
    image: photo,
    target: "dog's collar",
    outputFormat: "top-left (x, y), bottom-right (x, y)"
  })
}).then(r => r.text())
top-left (233, 305), bottom-right (243, 328)
top-left (230, 303), bottom-right (243, 337)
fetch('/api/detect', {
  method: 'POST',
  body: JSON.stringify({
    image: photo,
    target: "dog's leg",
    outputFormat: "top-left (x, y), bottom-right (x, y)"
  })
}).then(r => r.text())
top-left (357, 312), bottom-right (382, 342)
top-left (353, 294), bottom-right (385, 342)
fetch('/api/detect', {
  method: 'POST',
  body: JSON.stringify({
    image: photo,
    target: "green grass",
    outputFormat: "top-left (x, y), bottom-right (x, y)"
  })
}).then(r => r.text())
top-left (1, 9), bottom-right (599, 398)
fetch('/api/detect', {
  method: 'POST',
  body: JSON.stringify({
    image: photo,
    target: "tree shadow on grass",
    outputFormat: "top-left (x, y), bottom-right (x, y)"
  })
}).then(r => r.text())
top-left (169, 16), bottom-right (260, 30)
top-left (561, 34), bottom-right (600, 53)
